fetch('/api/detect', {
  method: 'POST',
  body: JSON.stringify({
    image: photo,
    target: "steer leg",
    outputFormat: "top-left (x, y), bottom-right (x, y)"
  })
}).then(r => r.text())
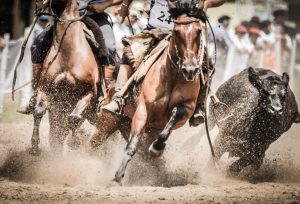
top-left (31, 91), bottom-right (47, 156)
top-left (149, 104), bottom-right (187, 157)
top-left (114, 101), bottom-right (148, 183)
top-left (67, 92), bottom-right (93, 149)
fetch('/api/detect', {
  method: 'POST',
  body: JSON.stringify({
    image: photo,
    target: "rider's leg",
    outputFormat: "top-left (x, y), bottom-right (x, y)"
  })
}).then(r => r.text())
top-left (17, 26), bottom-right (53, 114)
top-left (189, 84), bottom-right (206, 126)
top-left (101, 61), bottom-right (133, 114)
top-left (189, 54), bottom-right (213, 127)
top-left (90, 13), bottom-right (117, 87)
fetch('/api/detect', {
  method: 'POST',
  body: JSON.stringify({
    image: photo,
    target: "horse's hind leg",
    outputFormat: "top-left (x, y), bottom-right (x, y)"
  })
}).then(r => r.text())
top-left (67, 92), bottom-right (94, 149)
top-left (149, 104), bottom-right (187, 157)
top-left (31, 91), bottom-right (47, 155)
top-left (114, 101), bottom-right (148, 183)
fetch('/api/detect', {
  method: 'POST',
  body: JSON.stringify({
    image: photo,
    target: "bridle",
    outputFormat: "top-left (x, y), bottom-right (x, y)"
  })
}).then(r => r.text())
top-left (41, 0), bottom-right (87, 67)
top-left (167, 17), bottom-right (206, 74)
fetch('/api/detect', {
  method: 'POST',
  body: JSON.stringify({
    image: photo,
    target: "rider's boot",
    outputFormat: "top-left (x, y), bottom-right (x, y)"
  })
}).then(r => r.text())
top-left (189, 84), bottom-right (207, 127)
top-left (17, 63), bottom-right (41, 115)
top-left (104, 65), bottom-right (115, 87)
top-left (101, 64), bottom-right (133, 115)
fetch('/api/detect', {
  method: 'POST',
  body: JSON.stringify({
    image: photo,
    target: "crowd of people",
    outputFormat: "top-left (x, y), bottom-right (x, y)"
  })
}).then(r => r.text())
top-left (109, 5), bottom-right (298, 90)
top-left (208, 9), bottom-right (297, 89)
top-left (2, 3), bottom-right (299, 92)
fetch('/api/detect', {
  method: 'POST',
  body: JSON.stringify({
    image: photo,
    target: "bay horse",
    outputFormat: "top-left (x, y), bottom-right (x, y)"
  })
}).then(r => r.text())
top-left (91, 2), bottom-right (208, 183)
top-left (31, 0), bottom-right (104, 154)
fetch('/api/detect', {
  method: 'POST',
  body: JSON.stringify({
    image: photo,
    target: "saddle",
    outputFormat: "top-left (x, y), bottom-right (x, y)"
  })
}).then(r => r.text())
top-left (122, 28), bottom-right (170, 71)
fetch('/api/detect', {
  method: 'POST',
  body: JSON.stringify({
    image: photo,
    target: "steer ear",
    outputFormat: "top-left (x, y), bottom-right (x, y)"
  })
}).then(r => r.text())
top-left (295, 112), bottom-right (300, 123)
top-left (282, 72), bottom-right (290, 86)
top-left (248, 67), bottom-right (262, 89)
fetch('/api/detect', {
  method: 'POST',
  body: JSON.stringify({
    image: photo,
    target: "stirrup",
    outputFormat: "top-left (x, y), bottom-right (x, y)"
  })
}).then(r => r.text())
top-left (189, 110), bottom-right (205, 127)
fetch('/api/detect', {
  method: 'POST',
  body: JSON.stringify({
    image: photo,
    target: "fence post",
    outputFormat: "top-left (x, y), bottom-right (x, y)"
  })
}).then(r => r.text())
top-left (0, 34), bottom-right (11, 114)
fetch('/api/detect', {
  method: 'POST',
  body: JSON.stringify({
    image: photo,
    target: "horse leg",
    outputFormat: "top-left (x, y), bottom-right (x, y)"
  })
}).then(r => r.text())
top-left (67, 92), bottom-right (94, 149)
top-left (30, 91), bottom-right (47, 156)
top-left (114, 101), bottom-right (148, 183)
top-left (48, 111), bottom-right (69, 153)
top-left (149, 104), bottom-right (187, 157)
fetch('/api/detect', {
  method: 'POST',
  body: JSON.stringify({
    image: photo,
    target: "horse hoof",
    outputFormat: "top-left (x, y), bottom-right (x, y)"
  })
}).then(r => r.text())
top-left (149, 143), bottom-right (164, 157)
top-left (114, 170), bottom-right (125, 184)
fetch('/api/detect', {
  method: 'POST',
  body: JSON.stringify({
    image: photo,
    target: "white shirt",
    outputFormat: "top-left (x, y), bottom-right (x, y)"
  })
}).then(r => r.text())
top-left (148, 0), bottom-right (174, 30)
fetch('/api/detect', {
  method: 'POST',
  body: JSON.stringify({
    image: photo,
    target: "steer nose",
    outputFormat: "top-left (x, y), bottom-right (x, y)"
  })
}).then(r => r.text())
top-left (270, 105), bottom-right (283, 115)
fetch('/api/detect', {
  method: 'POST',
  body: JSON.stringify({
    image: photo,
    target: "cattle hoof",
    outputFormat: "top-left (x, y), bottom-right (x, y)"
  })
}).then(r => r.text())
top-left (149, 143), bottom-right (164, 157)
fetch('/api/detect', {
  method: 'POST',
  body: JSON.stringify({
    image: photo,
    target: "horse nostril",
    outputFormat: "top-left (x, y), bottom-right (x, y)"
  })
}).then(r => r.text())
top-left (182, 69), bottom-right (188, 76)
top-left (194, 68), bottom-right (200, 75)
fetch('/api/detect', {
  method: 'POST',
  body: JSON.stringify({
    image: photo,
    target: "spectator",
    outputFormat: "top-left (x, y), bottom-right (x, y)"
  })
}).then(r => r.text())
top-left (272, 9), bottom-right (288, 34)
top-left (248, 27), bottom-right (261, 67)
top-left (224, 24), bottom-right (253, 81)
top-left (250, 16), bottom-right (260, 29)
top-left (212, 15), bottom-right (232, 50)
top-left (256, 20), bottom-right (276, 70)
top-left (210, 15), bottom-right (232, 89)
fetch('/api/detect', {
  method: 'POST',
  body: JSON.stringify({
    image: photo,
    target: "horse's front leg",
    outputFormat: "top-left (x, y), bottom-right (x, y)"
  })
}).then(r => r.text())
top-left (114, 101), bottom-right (148, 183)
top-left (67, 92), bottom-right (94, 149)
top-left (149, 104), bottom-right (188, 157)
top-left (31, 91), bottom-right (47, 156)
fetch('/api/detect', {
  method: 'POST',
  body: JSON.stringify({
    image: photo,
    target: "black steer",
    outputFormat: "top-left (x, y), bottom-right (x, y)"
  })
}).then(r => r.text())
top-left (210, 67), bottom-right (300, 175)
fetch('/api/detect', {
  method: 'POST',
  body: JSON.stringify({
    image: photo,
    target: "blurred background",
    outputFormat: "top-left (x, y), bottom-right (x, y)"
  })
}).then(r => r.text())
top-left (0, 0), bottom-right (300, 116)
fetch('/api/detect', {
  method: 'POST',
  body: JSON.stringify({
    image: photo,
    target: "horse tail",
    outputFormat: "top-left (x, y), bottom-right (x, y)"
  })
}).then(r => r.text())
top-left (81, 16), bottom-right (109, 59)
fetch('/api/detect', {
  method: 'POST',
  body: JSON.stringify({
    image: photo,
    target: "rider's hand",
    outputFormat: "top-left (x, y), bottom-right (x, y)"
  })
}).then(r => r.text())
top-left (118, 4), bottom-right (129, 24)
top-left (88, 2), bottom-right (108, 13)
top-left (198, 0), bottom-right (226, 11)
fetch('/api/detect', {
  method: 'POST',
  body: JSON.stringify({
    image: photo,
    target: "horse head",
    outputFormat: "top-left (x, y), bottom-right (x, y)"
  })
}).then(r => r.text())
top-left (42, 0), bottom-right (76, 18)
top-left (168, 0), bottom-right (206, 81)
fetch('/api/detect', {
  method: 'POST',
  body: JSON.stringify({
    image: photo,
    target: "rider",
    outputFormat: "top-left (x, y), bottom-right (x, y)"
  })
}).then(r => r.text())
top-left (17, 0), bottom-right (125, 114)
top-left (102, 0), bottom-right (227, 126)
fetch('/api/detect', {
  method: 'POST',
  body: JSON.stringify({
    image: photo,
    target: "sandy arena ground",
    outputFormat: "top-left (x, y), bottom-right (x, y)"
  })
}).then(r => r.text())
top-left (0, 112), bottom-right (300, 204)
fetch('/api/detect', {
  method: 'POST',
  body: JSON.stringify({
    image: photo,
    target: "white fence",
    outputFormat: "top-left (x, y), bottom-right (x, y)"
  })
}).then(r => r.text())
top-left (0, 28), bottom-right (33, 114)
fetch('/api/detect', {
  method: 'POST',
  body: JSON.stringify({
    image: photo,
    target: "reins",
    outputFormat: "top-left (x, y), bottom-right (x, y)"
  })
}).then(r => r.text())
top-left (47, 0), bottom-right (87, 68)
top-left (11, 0), bottom-right (88, 100)
top-left (167, 12), bottom-right (218, 165)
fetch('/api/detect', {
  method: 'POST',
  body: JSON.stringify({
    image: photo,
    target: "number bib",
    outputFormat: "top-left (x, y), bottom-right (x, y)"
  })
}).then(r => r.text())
top-left (148, 0), bottom-right (174, 30)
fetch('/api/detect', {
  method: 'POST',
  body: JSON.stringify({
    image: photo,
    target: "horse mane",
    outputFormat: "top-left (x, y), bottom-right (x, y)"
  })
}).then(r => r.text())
top-left (169, 0), bottom-right (206, 21)
top-left (82, 16), bottom-right (109, 59)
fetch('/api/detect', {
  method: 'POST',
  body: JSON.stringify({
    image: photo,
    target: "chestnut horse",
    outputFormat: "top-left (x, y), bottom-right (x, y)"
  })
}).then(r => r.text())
top-left (91, 3), bottom-right (208, 182)
top-left (31, 0), bottom-right (103, 153)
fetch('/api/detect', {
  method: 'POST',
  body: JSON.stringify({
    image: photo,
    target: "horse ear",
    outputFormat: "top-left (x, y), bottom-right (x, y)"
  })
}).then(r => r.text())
top-left (295, 112), bottom-right (300, 123)
top-left (248, 67), bottom-right (262, 89)
top-left (282, 72), bottom-right (290, 86)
